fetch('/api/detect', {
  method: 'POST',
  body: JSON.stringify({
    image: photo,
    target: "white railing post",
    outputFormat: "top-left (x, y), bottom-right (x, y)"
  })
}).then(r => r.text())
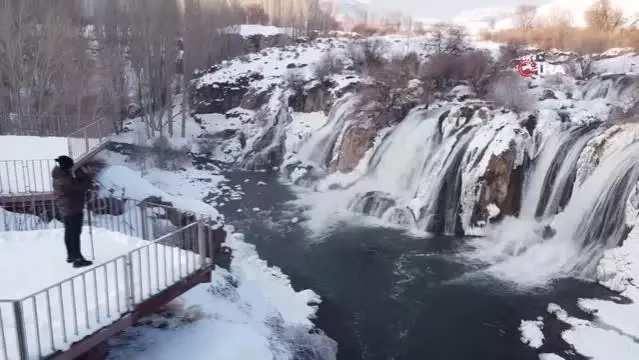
top-left (140, 205), bottom-right (149, 240)
top-left (124, 255), bottom-right (135, 311)
top-left (67, 137), bottom-right (73, 158)
top-left (12, 301), bottom-right (28, 360)
top-left (198, 222), bottom-right (206, 267)
top-left (83, 128), bottom-right (89, 153)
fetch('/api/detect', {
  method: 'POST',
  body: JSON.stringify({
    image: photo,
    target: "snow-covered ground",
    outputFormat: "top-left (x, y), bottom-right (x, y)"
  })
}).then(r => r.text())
top-left (0, 124), bottom-right (329, 360)
top-left (98, 126), bottom-right (329, 357)
top-left (0, 226), bottom-right (203, 359)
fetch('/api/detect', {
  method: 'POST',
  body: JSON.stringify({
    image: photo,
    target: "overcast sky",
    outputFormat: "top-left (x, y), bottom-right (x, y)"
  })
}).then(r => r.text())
top-left (370, 0), bottom-right (550, 19)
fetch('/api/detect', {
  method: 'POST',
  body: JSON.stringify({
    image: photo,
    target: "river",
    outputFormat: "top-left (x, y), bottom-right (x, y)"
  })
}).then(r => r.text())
top-left (217, 170), bottom-right (619, 360)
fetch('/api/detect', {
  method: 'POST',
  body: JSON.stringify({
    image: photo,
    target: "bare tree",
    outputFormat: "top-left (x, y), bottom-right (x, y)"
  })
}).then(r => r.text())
top-left (427, 23), bottom-right (468, 56)
top-left (0, 0), bottom-right (94, 135)
top-left (515, 5), bottom-right (537, 30)
top-left (128, 0), bottom-right (181, 139)
top-left (585, 0), bottom-right (625, 32)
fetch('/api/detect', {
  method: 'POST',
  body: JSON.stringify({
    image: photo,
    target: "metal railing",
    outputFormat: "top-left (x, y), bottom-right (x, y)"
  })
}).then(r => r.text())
top-left (66, 118), bottom-right (113, 160)
top-left (0, 160), bottom-right (57, 195)
top-left (0, 194), bottom-right (220, 359)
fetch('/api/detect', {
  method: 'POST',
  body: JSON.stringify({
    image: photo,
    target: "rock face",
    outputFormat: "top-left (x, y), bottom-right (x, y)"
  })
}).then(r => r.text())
top-left (191, 71), bottom-right (264, 114)
top-left (460, 118), bottom-right (530, 231)
top-left (472, 151), bottom-right (525, 225)
top-left (241, 105), bottom-right (290, 171)
top-left (331, 124), bottom-right (376, 173)
top-left (288, 81), bottom-right (332, 113)
top-left (574, 124), bottom-right (639, 191)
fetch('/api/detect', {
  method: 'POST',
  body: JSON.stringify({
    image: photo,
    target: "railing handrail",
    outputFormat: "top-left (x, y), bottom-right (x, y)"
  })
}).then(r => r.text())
top-left (0, 159), bottom-right (56, 162)
top-left (14, 254), bottom-right (128, 303)
top-left (10, 222), bottom-right (203, 302)
top-left (66, 118), bottom-right (108, 138)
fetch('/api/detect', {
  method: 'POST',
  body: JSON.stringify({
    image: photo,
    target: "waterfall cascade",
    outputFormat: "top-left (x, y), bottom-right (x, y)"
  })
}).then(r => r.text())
top-left (283, 74), bottom-right (639, 282)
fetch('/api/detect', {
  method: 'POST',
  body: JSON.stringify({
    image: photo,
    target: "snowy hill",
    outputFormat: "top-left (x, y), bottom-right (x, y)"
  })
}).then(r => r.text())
top-left (453, 0), bottom-right (639, 33)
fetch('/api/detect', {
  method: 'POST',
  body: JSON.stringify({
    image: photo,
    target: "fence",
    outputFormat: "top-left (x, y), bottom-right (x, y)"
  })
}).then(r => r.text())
top-left (0, 117), bottom-right (114, 195)
top-left (0, 160), bottom-right (56, 195)
top-left (0, 194), bottom-right (220, 360)
top-left (66, 118), bottom-right (113, 161)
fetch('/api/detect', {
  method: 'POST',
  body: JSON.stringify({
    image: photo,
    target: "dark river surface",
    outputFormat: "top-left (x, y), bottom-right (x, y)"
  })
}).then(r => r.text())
top-left (216, 170), bottom-right (619, 360)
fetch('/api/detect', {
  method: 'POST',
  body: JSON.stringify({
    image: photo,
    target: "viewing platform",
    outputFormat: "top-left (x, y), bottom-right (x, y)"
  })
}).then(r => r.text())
top-left (0, 194), bottom-right (226, 360)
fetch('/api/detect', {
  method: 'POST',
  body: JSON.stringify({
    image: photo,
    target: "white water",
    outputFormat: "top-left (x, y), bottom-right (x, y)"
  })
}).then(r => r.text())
top-left (365, 108), bottom-right (444, 198)
top-left (410, 127), bottom-right (477, 227)
top-left (296, 95), bottom-right (355, 168)
top-left (472, 142), bottom-right (639, 284)
top-left (520, 128), bottom-right (573, 218)
top-left (520, 126), bottom-right (599, 218)
top-left (541, 129), bottom-right (598, 217)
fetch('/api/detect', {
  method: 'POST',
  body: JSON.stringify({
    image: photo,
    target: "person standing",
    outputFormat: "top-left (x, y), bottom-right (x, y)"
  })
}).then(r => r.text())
top-left (51, 155), bottom-right (94, 268)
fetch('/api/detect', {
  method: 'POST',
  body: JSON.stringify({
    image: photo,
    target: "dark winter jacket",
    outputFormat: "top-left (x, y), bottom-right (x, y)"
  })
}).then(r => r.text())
top-left (51, 166), bottom-right (93, 217)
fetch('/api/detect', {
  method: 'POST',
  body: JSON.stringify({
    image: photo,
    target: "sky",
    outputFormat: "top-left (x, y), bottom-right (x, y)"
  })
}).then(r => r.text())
top-left (370, 0), bottom-right (550, 19)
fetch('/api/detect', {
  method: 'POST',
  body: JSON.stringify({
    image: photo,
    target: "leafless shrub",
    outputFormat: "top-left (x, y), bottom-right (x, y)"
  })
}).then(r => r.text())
top-left (419, 53), bottom-right (458, 89)
top-left (498, 41), bottom-right (527, 67)
top-left (346, 39), bottom-right (387, 73)
top-left (427, 23), bottom-right (470, 56)
top-left (489, 73), bottom-right (534, 113)
top-left (419, 49), bottom-right (497, 94)
top-left (460, 50), bottom-right (498, 95)
top-left (313, 51), bottom-right (344, 82)
top-left (372, 52), bottom-right (421, 88)
top-left (285, 69), bottom-right (306, 93)
top-left (351, 23), bottom-right (377, 36)
top-left (151, 136), bottom-right (190, 171)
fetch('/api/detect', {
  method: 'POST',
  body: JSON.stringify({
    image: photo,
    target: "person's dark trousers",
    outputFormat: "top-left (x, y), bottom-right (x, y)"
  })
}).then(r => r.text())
top-left (63, 213), bottom-right (84, 260)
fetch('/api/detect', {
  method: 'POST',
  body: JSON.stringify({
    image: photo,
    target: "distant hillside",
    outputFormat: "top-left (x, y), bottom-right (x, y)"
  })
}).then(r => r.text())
top-left (453, 0), bottom-right (639, 34)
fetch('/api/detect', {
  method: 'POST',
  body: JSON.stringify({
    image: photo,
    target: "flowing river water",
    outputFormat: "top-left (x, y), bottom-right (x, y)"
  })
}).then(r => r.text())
top-left (218, 170), bottom-right (619, 360)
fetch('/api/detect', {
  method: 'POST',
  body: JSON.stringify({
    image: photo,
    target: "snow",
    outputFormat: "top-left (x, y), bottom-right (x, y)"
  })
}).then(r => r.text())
top-left (285, 112), bottom-right (329, 155)
top-left (574, 124), bottom-right (639, 190)
top-left (0, 136), bottom-right (69, 161)
top-left (539, 354), bottom-right (565, 360)
top-left (226, 24), bottom-right (288, 37)
top-left (95, 152), bottom-right (330, 359)
top-left (454, 0), bottom-right (639, 33)
top-left (0, 135), bottom-right (103, 194)
top-left (487, 203), bottom-right (500, 219)
top-left (195, 39), bottom-right (348, 94)
top-left (519, 319), bottom-right (544, 348)
top-left (107, 232), bottom-right (331, 360)
top-left (0, 227), bottom-right (201, 359)
top-left (97, 165), bottom-right (221, 221)
top-left (0, 136), bottom-right (66, 194)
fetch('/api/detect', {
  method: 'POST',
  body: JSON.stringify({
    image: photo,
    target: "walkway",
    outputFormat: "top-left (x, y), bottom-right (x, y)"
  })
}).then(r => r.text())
top-left (0, 195), bottom-right (221, 360)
